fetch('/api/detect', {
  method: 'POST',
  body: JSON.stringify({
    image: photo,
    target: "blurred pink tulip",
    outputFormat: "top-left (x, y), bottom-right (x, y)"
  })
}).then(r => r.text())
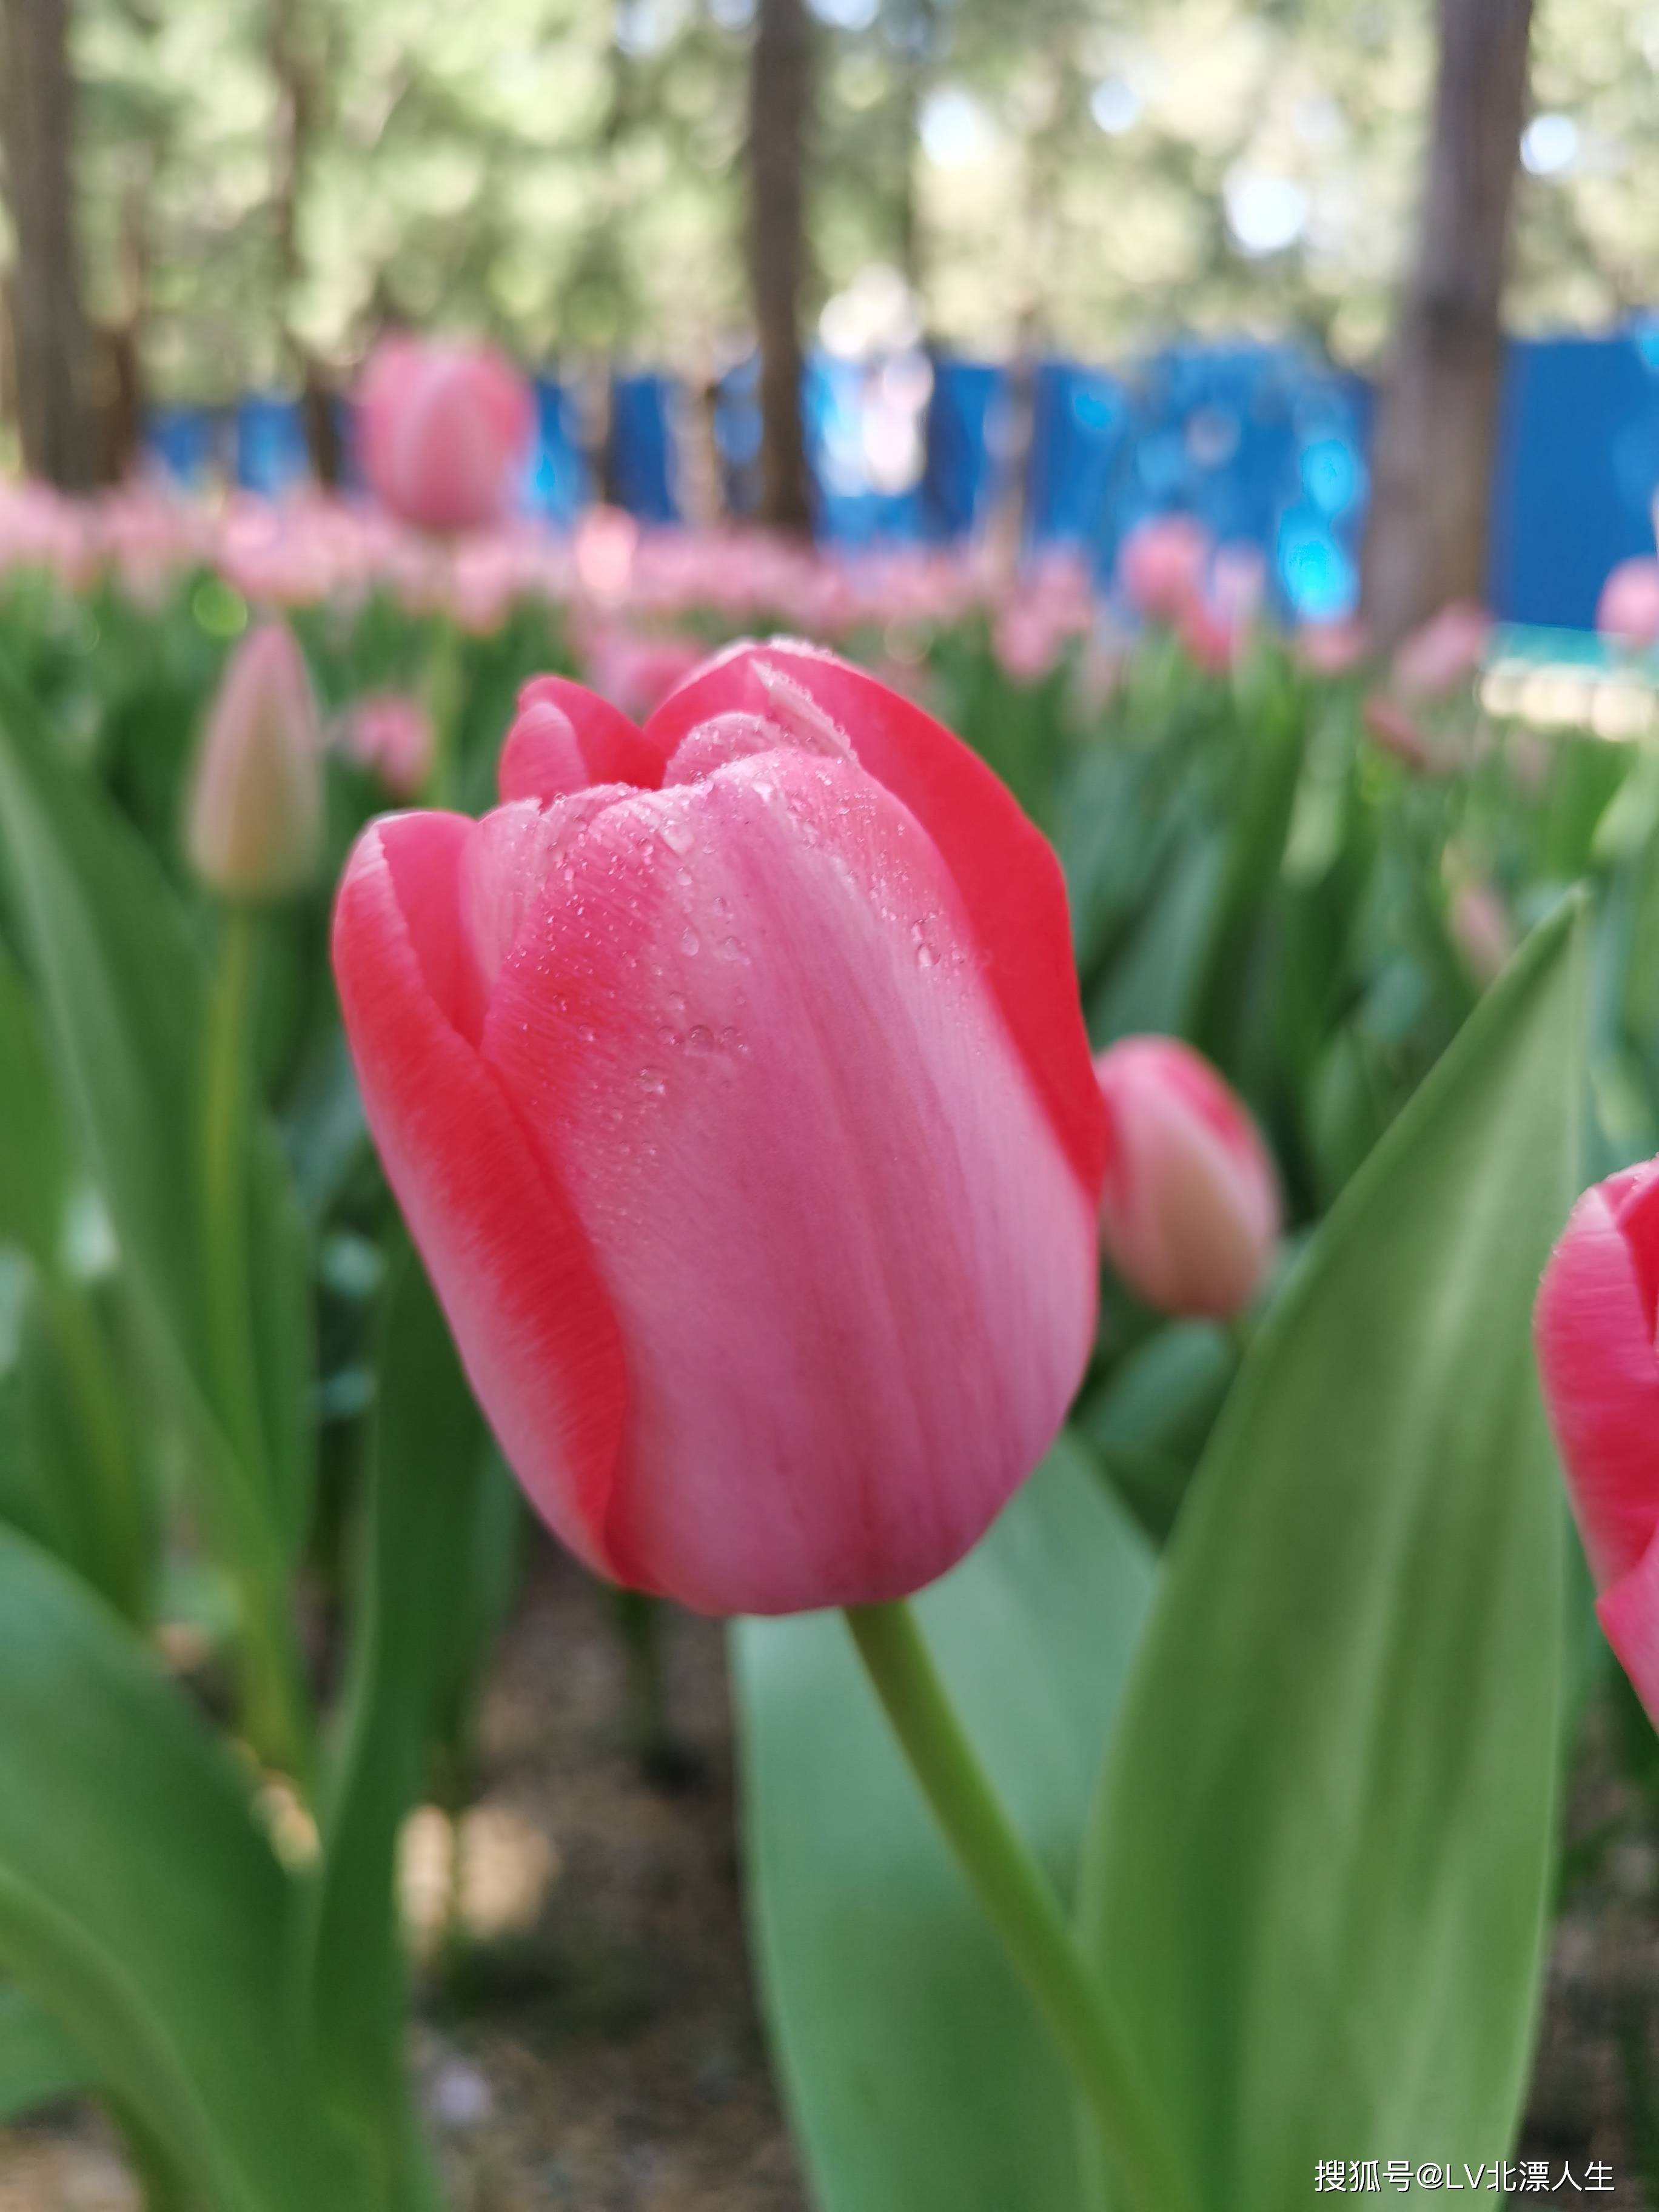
top-left (1093, 1036), bottom-right (1280, 1319)
top-left (1117, 515), bottom-right (1211, 624)
top-left (357, 337), bottom-right (534, 535)
top-left (1536, 1159), bottom-right (1659, 1723)
top-left (1447, 878), bottom-right (1513, 987)
top-left (577, 621), bottom-right (708, 722)
top-left (1363, 693), bottom-right (1435, 772)
top-left (1296, 615), bottom-right (1371, 677)
top-left (1596, 557), bottom-right (1659, 651)
top-left (333, 642), bottom-right (1105, 1614)
top-left (342, 693), bottom-right (434, 799)
top-left (186, 623), bottom-right (323, 899)
top-left (1391, 600), bottom-right (1491, 701)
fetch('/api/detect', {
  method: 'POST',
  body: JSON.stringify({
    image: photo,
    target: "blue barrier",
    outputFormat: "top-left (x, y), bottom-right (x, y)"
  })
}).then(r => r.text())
top-left (235, 395), bottom-right (310, 498)
top-left (1489, 332), bottom-right (1659, 629)
top-left (137, 333), bottom-right (1659, 630)
top-left (608, 374), bottom-right (681, 525)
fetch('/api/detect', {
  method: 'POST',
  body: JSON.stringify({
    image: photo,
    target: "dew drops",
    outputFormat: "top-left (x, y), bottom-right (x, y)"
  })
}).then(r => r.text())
top-left (575, 1024), bottom-right (596, 1044)
top-left (681, 927), bottom-right (700, 956)
top-left (637, 1067), bottom-right (666, 1096)
top-left (665, 991), bottom-right (688, 1021)
top-left (660, 818), bottom-right (695, 856)
top-left (717, 1025), bottom-right (751, 1058)
top-left (916, 943), bottom-right (937, 970)
top-left (685, 1025), bottom-right (714, 1056)
top-left (715, 934), bottom-right (746, 964)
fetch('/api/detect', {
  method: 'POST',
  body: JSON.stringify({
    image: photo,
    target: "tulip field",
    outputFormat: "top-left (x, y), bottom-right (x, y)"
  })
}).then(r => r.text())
top-left (1, 464), bottom-right (1659, 2207)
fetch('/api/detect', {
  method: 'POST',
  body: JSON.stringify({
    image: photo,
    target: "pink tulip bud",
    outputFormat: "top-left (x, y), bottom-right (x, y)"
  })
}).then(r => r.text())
top-left (341, 692), bottom-right (434, 799)
top-left (186, 623), bottom-right (323, 900)
top-left (333, 643), bottom-right (1107, 1615)
top-left (1535, 1159), bottom-right (1659, 1723)
top-left (1447, 877), bottom-right (1513, 987)
top-left (1117, 515), bottom-right (1212, 625)
top-left (1093, 1036), bottom-right (1280, 1318)
top-left (1362, 692), bottom-right (1435, 773)
top-left (1296, 615), bottom-right (1371, 678)
top-left (357, 337), bottom-right (534, 535)
top-left (1596, 557), bottom-right (1659, 651)
top-left (1390, 600), bottom-right (1491, 701)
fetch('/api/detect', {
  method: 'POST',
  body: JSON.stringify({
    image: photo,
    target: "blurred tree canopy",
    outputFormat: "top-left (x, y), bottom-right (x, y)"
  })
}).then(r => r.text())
top-left (0, 0), bottom-right (1656, 405)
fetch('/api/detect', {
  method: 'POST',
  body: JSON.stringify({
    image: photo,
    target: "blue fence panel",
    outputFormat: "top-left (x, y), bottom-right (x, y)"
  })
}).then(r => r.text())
top-left (144, 407), bottom-right (220, 490)
top-left (235, 395), bottom-right (310, 497)
top-left (525, 377), bottom-right (591, 525)
top-left (923, 358), bottom-right (1008, 540)
top-left (713, 354), bottom-right (764, 519)
top-left (805, 352), bottom-right (929, 547)
top-left (1489, 332), bottom-right (1659, 629)
top-left (1025, 361), bottom-right (1133, 554)
top-left (608, 374), bottom-right (681, 524)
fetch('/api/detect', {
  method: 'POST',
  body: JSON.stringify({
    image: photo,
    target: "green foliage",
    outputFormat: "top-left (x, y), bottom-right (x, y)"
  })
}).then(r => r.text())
top-left (734, 1438), bottom-right (1153, 2212)
top-left (1077, 897), bottom-right (1585, 2210)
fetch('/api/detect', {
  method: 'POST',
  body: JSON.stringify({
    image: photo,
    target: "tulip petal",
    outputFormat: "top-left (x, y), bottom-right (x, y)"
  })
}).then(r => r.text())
top-left (1535, 1169), bottom-right (1659, 1588)
top-left (644, 642), bottom-right (1107, 1199)
top-left (1598, 1517), bottom-right (1659, 1727)
top-left (502, 674), bottom-right (666, 797)
top-left (481, 749), bottom-right (1098, 1615)
top-left (333, 811), bottom-right (628, 1577)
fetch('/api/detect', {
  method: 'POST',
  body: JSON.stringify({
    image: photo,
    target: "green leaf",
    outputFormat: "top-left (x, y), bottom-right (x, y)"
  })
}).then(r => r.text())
top-left (0, 936), bottom-right (72, 1265)
top-left (0, 1983), bottom-right (93, 2123)
top-left (1078, 897), bottom-right (1586, 2211)
top-left (0, 1522), bottom-right (362, 2210)
top-left (734, 1438), bottom-right (1155, 2212)
top-left (0, 680), bottom-right (312, 1759)
top-left (301, 1250), bottom-right (489, 2185)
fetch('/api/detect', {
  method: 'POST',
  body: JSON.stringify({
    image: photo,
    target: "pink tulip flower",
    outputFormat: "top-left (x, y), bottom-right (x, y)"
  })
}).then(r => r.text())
top-left (1390, 600), bottom-right (1491, 701)
top-left (186, 623), bottom-right (323, 900)
top-left (1296, 616), bottom-right (1371, 679)
top-left (1535, 1159), bottom-right (1659, 1723)
top-left (1093, 1036), bottom-right (1280, 1318)
top-left (1447, 877), bottom-right (1513, 987)
top-left (1117, 515), bottom-right (1212, 625)
top-left (357, 337), bottom-right (534, 535)
top-left (341, 692), bottom-right (435, 799)
top-left (1596, 557), bottom-right (1659, 651)
top-left (333, 642), bottom-right (1106, 1615)
top-left (1363, 693), bottom-right (1435, 773)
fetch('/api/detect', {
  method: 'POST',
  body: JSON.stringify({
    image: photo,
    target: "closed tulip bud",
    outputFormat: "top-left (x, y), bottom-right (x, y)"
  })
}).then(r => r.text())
top-left (1596, 557), bottom-right (1659, 651)
top-left (334, 643), bottom-right (1106, 1615)
top-left (1535, 1159), bottom-right (1659, 1723)
top-left (1117, 515), bottom-right (1211, 625)
top-left (186, 623), bottom-right (323, 900)
top-left (1093, 1037), bottom-right (1280, 1318)
top-left (357, 337), bottom-right (534, 536)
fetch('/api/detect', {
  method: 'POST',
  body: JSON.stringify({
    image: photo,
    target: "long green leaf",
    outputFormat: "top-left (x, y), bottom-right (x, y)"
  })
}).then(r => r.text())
top-left (0, 682), bottom-right (312, 1760)
top-left (0, 1983), bottom-right (93, 2123)
top-left (734, 1438), bottom-right (1155, 2212)
top-left (1078, 896), bottom-right (1585, 2211)
top-left (0, 1523), bottom-right (361, 2210)
top-left (302, 1250), bottom-right (488, 2186)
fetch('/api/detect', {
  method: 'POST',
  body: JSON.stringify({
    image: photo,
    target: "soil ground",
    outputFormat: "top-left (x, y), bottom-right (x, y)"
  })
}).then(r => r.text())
top-left (2, 1537), bottom-right (1656, 2210)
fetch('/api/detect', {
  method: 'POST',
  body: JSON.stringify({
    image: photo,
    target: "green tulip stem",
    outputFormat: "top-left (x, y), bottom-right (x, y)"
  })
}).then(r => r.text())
top-left (201, 903), bottom-right (312, 1781)
top-left (203, 905), bottom-right (266, 1486)
top-left (844, 1599), bottom-right (1185, 2212)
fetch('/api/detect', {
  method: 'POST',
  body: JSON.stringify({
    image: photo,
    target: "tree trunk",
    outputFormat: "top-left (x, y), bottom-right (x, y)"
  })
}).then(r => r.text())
top-left (747, 0), bottom-right (813, 535)
top-left (1361, 0), bottom-right (1534, 648)
top-left (0, 0), bottom-right (99, 488)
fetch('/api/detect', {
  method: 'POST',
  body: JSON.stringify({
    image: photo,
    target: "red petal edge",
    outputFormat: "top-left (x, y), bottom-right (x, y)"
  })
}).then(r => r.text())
top-left (332, 811), bottom-right (632, 1581)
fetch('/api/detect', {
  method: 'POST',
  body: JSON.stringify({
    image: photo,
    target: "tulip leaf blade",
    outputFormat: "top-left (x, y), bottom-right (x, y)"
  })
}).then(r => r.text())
top-left (301, 1247), bottom-right (492, 2185)
top-left (1077, 896), bottom-right (1586, 2212)
top-left (733, 1436), bottom-right (1155, 2212)
top-left (0, 1521), bottom-right (363, 2210)
top-left (0, 1982), bottom-right (94, 2123)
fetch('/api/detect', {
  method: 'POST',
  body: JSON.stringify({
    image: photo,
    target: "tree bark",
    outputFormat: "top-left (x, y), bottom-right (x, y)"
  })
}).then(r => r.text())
top-left (1361, 0), bottom-right (1534, 648)
top-left (0, 0), bottom-right (99, 487)
top-left (747, 0), bottom-right (813, 535)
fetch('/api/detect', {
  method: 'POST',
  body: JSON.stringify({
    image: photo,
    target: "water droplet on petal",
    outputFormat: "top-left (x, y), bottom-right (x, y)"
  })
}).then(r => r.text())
top-left (716, 935), bottom-right (746, 964)
top-left (686, 1025), bottom-right (714, 1056)
top-left (637, 1067), bottom-right (666, 1096)
top-left (660, 818), bottom-right (695, 856)
top-left (682, 928), bottom-right (700, 956)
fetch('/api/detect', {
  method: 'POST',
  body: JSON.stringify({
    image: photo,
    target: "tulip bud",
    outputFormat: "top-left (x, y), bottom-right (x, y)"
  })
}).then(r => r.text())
top-left (357, 336), bottom-right (534, 536)
top-left (186, 623), bottom-right (323, 900)
top-left (334, 643), bottom-right (1107, 1615)
top-left (1116, 515), bottom-right (1211, 625)
top-left (1093, 1036), bottom-right (1280, 1318)
top-left (341, 691), bottom-right (434, 800)
top-left (1535, 1159), bottom-right (1659, 1722)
